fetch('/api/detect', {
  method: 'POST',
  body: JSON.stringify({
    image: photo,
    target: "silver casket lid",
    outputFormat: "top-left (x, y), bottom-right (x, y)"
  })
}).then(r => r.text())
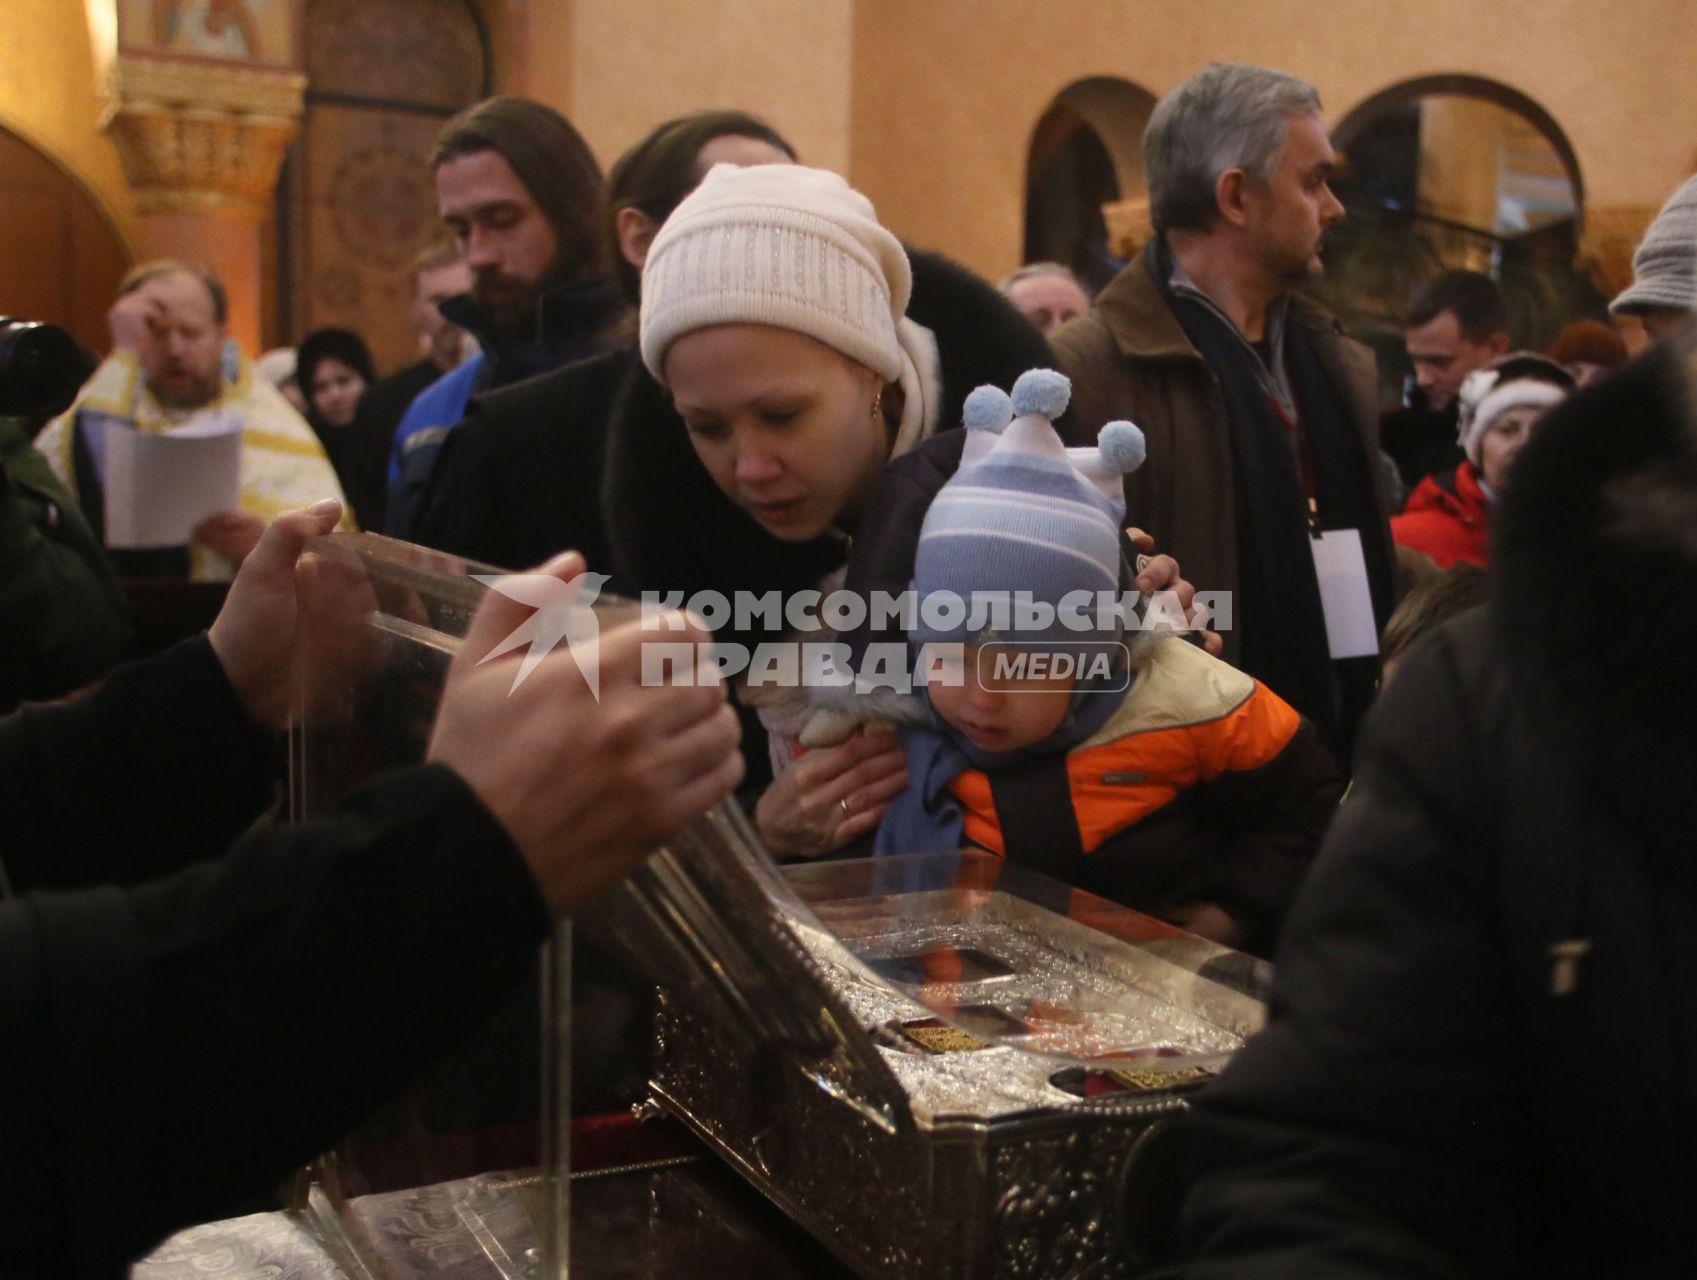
top-left (596, 805), bottom-right (1272, 1128)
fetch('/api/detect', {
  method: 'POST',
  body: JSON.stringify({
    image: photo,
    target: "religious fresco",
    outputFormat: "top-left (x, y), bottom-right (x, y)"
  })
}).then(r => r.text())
top-left (118, 0), bottom-right (297, 67)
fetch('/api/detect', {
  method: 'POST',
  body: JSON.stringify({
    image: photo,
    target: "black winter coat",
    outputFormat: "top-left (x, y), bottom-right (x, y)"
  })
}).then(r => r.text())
top-left (413, 346), bottom-right (637, 573)
top-left (0, 639), bottom-right (550, 1276)
top-left (345, 357), bottom-right (442, 531)
top-left (1180, 332), bottom-right (1697, 1277)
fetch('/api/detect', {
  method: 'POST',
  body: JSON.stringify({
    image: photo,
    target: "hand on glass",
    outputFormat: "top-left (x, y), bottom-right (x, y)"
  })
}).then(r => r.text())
top-left (207, 499), bottom-right (344, 730)
top-left (430, 553), bottom-right (745, 916)
top-left (1163, 901), bottom-right (1248, 949)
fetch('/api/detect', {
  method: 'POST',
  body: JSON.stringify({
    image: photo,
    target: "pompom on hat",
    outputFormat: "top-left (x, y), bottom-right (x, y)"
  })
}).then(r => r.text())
top-left (639, 163), bottom-right (912, 384)
top-left (1610, 173), bottom-right (1697, 318)
top-left (912, 369), bottom-right (1145, 647)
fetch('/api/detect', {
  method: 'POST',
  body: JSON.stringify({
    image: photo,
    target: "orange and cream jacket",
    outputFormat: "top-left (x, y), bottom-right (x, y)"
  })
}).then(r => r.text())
top-left (947, 635), bottom-right (1344, 953)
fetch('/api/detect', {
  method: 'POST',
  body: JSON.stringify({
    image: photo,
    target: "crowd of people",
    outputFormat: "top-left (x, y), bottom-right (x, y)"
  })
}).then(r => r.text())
top-left (3, 55), bottom-right (1696, 1278)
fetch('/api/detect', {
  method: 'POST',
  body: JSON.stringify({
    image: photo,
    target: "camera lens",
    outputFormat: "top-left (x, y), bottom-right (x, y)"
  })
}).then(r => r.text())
top-left (0, 319), bottom-right (85, 419)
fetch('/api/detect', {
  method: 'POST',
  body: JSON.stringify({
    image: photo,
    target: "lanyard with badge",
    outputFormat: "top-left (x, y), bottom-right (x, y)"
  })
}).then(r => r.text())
top-left (1307, 498), bottom-right (1379, 659)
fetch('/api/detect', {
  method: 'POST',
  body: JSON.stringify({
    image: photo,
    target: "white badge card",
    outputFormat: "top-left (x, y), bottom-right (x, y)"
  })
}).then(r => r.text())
top-left (1310, 528), bottom-right (1380, 659)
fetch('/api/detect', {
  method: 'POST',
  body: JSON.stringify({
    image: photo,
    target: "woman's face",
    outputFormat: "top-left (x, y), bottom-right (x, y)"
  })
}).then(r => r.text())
top-left (1478, 403), bottom-right (1542, 491)
top-left (665, 325), bottom-right (888, 541)
top-left (308, 357), bottom-right (366, 428)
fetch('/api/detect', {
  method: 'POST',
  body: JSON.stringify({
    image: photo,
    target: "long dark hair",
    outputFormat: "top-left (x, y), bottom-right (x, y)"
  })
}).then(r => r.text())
top-left (433, 96), bottom-right (610, 289)
top-left (605, 110), bottom-right (796, 303)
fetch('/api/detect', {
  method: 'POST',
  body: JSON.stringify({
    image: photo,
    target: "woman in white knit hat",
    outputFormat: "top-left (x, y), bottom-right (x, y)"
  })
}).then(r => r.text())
top-left (638, 163), bottom-right (941, 543)
top-left (1392, 352), bottom-right (1574, 569)
top-left (609, 162), bottom-right (1058, 859)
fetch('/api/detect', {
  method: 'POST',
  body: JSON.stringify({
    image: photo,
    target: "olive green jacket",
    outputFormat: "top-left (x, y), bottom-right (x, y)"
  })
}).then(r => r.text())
top-left (0, 416), bottom-right (130, 709)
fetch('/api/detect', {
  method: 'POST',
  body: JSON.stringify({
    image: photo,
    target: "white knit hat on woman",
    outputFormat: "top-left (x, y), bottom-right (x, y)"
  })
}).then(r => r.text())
top-left (639, 163), bottom-right (913, 384)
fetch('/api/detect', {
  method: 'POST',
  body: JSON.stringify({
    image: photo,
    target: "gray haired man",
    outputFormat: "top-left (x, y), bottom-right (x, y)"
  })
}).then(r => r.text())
top-left (1051, 62), bottom-right (1397, 756)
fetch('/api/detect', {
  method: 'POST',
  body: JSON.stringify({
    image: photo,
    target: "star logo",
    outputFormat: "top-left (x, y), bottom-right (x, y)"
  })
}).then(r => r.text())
top-left (470, 570), bottom-right (612, 698)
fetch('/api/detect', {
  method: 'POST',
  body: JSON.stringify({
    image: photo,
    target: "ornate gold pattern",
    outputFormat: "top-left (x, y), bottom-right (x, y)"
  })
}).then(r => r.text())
top-left (903, 1023), bottom-right (993, 1054)
top-left (1103, 197), bottom-right (1153, 262)
top-left (1105, 1064), bottom-right (1212, 1093)
top-left (99, 55), bottom-right (306, 217)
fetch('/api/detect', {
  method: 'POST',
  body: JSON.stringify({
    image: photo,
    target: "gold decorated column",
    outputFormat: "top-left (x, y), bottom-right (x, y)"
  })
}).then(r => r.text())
top-left (88, 1), bottom-right (304, 354)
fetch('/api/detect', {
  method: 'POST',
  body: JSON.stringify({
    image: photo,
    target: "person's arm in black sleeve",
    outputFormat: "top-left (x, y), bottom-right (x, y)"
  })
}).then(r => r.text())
top-left (1181, 628), bottom-right (1533, 1278)
top-left (0, 762), bottom-right (551, 1277)
top-left (0, 635), bottom-right (280, 896)
top-left (412, 411), bottom-right (497, 560)
top-left (1205, 715), bottom-right (1345, 954)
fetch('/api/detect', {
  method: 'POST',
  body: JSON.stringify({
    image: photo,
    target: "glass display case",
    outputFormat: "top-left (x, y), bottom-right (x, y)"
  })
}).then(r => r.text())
top-left (288, 532), bottom-right (571, 1279)
top-left (285, 531), bottom-right (1269, 1280)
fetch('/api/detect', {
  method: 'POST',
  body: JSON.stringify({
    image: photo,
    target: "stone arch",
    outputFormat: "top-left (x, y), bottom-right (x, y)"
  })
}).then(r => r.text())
top-left (0, 119), bottom-right (133, 352)
top-left (1334, 73), bottom-right (1583, 220)
top-left (1023, 77), bottom-right (1158, 288)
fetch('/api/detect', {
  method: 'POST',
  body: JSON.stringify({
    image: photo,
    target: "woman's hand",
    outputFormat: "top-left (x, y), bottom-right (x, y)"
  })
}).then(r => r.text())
top-left (755, 732), bottom-right (909, 858)
top-left (1125, 526), bottom-right (1224, 657)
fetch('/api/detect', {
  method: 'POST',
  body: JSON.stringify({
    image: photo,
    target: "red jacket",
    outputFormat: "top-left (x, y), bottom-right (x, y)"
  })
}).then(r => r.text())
top-left (1392, 460), bottom-right (1491, 569)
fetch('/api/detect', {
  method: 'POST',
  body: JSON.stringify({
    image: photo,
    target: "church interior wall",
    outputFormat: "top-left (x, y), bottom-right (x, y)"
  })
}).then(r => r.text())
top-left (0, 0), bottom-right (141, 260)
top-left (4, 0), bottom-right (1694, 351)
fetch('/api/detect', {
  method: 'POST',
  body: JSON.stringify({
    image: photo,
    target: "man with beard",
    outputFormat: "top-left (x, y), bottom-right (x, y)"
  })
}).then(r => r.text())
top-left (1052, 63), bottom-right (1396, 757)
top-left (384, 96), bottom-right (621, 539)
top-left (38, 261), bottom-right (346, 580)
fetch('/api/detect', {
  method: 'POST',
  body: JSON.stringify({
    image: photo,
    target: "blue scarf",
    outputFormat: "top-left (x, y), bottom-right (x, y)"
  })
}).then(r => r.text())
top-left (874, 667), bottom-right (1129, 857)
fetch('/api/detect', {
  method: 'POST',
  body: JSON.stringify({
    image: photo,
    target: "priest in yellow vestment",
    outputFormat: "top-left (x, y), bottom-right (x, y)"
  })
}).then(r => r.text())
top-left (38, 260), bottom-right (350, 581)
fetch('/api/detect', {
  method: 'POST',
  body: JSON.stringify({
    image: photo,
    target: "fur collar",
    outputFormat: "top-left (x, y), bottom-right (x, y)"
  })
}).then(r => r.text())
top-left (1493, 326), bottom-right (1697, 866)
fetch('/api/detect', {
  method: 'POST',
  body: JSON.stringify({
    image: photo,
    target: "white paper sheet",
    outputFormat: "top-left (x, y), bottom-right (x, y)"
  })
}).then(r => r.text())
top-left (1310, 528), bottom-right (1380, 659)
top-left (102, 412), bottom-right (243, 549)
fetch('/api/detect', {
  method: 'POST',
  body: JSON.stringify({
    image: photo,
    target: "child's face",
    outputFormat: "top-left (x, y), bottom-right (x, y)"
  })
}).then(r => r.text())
top-left (926, 645), bottom-right (1075, 753)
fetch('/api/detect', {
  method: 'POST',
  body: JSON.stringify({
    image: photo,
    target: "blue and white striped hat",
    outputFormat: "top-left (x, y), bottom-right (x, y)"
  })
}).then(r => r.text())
top-left (912, 369), bottom-right (1145, 647)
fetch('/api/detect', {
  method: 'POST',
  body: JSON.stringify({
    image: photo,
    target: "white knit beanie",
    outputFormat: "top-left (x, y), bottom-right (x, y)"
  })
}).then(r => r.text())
top-left (639, 163), bottom-right (912, 384)
top-left (1610, 174), bottom-right (1697, 317)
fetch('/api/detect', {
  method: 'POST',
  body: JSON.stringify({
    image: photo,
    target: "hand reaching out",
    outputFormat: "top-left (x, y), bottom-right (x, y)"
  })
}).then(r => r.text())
top-left (430, 554), bottom-right (745, 916)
